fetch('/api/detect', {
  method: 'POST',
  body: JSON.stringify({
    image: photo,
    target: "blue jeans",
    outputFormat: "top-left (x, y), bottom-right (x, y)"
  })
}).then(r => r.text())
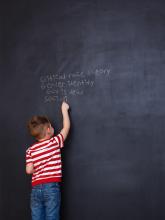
top-left (30, 182), bottom-right (61, 220)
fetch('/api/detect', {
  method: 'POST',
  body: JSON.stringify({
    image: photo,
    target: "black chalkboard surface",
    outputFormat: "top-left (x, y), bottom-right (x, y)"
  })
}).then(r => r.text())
top-left (2, 0), bottom-right (165, 219)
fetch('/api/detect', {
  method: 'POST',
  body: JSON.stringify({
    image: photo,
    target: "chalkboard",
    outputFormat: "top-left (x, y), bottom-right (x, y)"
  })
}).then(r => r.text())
top-left (1, 0), bottom-right (165, 219)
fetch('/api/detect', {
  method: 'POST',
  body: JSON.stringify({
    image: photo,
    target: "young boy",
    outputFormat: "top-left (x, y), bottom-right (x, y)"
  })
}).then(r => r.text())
top-left (26, 101), bottom-right (70, 220)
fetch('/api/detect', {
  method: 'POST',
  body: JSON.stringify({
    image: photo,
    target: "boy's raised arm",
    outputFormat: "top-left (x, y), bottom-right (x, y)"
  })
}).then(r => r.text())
top-left (60, 102), bottom-right (70, 141)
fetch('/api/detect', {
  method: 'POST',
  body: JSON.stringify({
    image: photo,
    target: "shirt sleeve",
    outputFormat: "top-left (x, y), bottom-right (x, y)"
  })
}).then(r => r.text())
top-left (26, 149), bottom-right (33, 165)
top-left (55, 133), bottom-right (64, 148)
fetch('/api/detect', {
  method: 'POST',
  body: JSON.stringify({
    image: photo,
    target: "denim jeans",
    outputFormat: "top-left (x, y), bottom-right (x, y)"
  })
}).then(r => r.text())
top-left (30, 182), bottom-right (61, 220)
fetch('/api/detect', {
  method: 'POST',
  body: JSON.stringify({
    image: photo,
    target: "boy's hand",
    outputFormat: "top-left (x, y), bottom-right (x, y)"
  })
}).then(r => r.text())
top-left (26, 163), bottom-right (35, 175)
top-left (61, 101), bottom-right (69, 112)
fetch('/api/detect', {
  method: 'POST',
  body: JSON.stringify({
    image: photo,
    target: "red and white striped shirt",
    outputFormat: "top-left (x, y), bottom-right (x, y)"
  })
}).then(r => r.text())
top-left (26, 133), bottom-right (64, 186)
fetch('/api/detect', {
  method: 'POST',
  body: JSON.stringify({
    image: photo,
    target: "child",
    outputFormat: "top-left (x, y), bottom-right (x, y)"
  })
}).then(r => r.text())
top-left (26, 101), bottom-right (70, 220)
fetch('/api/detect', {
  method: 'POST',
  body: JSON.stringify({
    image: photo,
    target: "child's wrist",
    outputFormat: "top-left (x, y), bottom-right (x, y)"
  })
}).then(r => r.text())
top-left (62, 109), bottom-right (68, 114)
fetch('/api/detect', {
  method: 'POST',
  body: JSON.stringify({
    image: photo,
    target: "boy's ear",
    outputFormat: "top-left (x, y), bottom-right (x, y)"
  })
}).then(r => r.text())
top-left (47, 127), bottom-right (51, 133)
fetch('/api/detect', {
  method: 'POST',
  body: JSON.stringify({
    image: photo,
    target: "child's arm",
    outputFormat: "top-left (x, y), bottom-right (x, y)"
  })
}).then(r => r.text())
top-left (60, 101), bottom-right (70, 141)
top-left (26, 163), bottom-right (35, 174)
top-left (26, 149), bottom-right (35, 174)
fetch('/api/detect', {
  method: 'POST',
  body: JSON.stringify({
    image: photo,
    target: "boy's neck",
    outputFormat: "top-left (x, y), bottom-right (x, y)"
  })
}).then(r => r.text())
top-left (37, 135), bottom-right (51, 142)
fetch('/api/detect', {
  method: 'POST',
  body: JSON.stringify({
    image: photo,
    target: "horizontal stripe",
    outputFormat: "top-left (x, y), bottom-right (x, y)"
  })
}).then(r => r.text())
top-left (32, 176), bottom-right (62, 182)
top-left (31, 144), bottom-right (58, 156)
top-left (32, 146), bottom-right (60, 159)
top-left (34, 154), bottom-right (61, 168)
top-left (34, 164), bottom-right (62, 174)
top-left (30, 139), bottom-right (51, 149)
top-left (33, 170), bottom-right (62, 179)
top-left (30, 141), bottom-right (58, 152)
top-left (32, 177), bottom-right (61, 186)
top-left (33, 154), bottom-right (61, 166)
top-left (35, 162), bottom-right (62, 172)
top-left (33, 168), bottom-right (62, 179)
top-left (26, 161), bottom-right (33, 165)
top-left (32, 149), bottom-right (60, 163)
top-left (26, 159), bottom-right (33, 163)
top-left (30, 136), bottom-right (59, 149)
top-left (32, 175), bottom-right (61, 182)
top-left (34, 158), bottom-right (61, 169)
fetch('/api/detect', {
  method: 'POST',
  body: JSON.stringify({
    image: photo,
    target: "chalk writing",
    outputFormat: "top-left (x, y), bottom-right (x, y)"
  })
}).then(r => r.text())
top-left (67, 80), bottom-right (94, 87)
top-left (40, 67), bottom-right (111, 103)
top-left (69, 89), bottom-right (84, 96)
top-left (95, 68), bottom-right (111, 77)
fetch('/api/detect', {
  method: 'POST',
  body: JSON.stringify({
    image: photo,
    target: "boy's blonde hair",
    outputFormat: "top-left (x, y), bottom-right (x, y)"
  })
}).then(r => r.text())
top-left (27, 116), bottom-right (50, 140)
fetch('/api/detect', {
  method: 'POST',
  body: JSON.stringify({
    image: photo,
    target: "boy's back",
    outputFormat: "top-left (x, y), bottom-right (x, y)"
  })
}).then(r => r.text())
top-left (26, 133), bottom-right (64, 187)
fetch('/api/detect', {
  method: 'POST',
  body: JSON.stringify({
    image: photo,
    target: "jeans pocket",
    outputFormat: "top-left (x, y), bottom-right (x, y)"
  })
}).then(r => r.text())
top-left (44, 190), bottom-right (61, 206)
